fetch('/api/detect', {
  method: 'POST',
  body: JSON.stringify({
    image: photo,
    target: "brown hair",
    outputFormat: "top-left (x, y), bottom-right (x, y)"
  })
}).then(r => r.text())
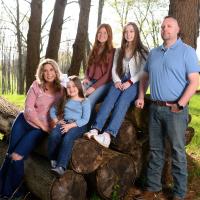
top-left (35, 58), bottom-right (62, 91)
top-left (116, 22), bottom-right (148, 77)
top-left (88, 23), bottom-right (114, 67)
top-left (56, 76), bottom-right (85, 118)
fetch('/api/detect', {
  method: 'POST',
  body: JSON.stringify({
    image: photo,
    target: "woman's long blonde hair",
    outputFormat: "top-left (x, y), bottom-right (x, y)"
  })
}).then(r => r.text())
top-left (35, 58), bottom-right (62, 91)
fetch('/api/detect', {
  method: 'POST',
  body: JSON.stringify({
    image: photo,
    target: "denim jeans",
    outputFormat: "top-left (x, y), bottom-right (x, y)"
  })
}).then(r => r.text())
top-left (92, 79), bottom-right (138, 137)
top-left (7, 113), bottom-right (45, 158)
top-left (83, 79), bottom-right (111, 109)
top-left (48, 123), bottom-right (87, 169)
top-left (147, 104), bottom-right (188, 199)
top-left (0, 112), bottom-right (45, 197)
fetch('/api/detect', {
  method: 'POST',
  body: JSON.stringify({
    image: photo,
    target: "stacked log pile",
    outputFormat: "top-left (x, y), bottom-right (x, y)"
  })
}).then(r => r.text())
top-left (0, 96), bottom-right (195, 199)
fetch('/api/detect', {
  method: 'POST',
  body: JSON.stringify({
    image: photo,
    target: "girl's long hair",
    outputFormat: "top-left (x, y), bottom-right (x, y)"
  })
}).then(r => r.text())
top-left (88, 23), bottom-right (113, 66)
top-left (56, 76), bottom-right (85, 119)
top-left (116, 22), bottom-right (148, 77)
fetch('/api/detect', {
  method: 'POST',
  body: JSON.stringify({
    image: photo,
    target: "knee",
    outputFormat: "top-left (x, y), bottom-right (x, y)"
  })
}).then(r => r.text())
top-left (11, 152), bottom-right (23, 160)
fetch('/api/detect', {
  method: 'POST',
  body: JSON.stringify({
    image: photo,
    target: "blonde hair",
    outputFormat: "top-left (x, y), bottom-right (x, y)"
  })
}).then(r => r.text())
top-left (35, 58), bottom-right (62, 91)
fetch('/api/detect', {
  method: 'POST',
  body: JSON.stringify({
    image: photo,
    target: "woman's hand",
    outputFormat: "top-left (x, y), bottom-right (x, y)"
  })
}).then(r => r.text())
top-left (122, 81), bottom-right (131, 90)
top-left (114, 82), bottom-right (123, 90)
top-left (82, 78), bottom-right (90, 85)
top-left (135, 98), bottom-right (144, 109)
top-left (86, 87), bottom-right (95, 96)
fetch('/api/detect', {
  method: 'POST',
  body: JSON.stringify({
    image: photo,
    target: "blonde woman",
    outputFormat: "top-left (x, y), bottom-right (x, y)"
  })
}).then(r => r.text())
top-left (0, 59), bottom-right (63, 198)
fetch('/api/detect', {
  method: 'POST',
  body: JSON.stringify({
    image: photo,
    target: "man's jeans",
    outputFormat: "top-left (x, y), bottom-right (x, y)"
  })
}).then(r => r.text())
top-left (48, 124), bottom-right (87, 169)
top-left (147, 104), bottom-right (188, 199)
top-left (92, 81), bottom-right (138, 137)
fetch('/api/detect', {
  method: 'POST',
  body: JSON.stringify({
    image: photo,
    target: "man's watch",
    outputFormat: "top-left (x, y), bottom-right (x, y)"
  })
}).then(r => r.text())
top-left (177, 102), bottom-right (184, 110)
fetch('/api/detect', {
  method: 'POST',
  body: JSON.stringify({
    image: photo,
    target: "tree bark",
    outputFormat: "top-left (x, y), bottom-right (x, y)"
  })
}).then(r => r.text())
top-left (45, 0), bottom-right (68, 61)
top-left (97, 0), bottom-right (104, 27)
top-left (68, 0), bottom-right (91, 75)
top-left (0, 97), bottom-right (20, 135)
top-left (16, 0), bottom-right (24, 94)
top-left (168, 0), bottom-right (200, 49)
top-left (25, 0), bottom-right (42, 92)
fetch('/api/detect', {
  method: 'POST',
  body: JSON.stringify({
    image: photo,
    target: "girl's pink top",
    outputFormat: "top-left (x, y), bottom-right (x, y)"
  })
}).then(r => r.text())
top-left (23, 80), bottom-right (61, 130)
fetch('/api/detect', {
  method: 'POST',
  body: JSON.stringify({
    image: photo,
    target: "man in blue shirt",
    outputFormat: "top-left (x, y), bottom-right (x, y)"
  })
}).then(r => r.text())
top-left (135, 16), bottom-right (200, 200)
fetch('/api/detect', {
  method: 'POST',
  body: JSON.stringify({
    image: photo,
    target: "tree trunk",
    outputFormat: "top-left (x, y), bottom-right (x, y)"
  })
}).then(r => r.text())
top-left (45, 0), bottom-right (68, 61)
top-left (68, 0), bottom-right (91, 75)
top-left (97, 0), bottom-right (104, 27)
top-left (16, 0), bottom-right (24, 94)
top-left (25, 0), bottom-right (42, 93)
top-left (168, 0), bottom-right (200, 49)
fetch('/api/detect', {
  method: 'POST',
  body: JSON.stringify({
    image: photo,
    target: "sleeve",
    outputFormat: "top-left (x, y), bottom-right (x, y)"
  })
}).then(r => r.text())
top-left (24, 81), bottom-right (40, 123)
top-left (92, 50), bottom-right (115, 89)
top-left (75, 99), bottom-right (91, 127)
top-left (184, 46), bottom-right (200, 74)
top-left (112, 48), bottom-right (121, 83)
top-left (130, 53), bottom-right (148, 84)
top-left (49, 106), bottom-right (57, 120)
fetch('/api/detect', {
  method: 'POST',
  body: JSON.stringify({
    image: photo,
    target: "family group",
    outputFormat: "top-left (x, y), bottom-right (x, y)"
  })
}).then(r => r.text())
top-left (0, 16), bottom-right (199, 200)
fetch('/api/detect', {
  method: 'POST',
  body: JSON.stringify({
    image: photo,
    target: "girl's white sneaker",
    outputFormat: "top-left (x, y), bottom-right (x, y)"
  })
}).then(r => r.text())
top-left (93, 132), bottom-right (111, 148)
top-left (84, 129), bottom-right (98, 139)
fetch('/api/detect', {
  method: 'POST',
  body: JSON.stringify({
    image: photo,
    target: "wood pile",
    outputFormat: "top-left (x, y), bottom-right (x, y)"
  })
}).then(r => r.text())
top-left (0, 96), bottom-right (195, 199)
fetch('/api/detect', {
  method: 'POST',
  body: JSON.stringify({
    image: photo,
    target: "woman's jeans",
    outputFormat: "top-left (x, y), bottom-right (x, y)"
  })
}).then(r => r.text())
top-left (48, 124), bottom-right (87, 169)
top-left (0, 113), bottom-right (45, 197)
top-left (92, 80), bottom-right (139, 137)
top-left (146, 104), bottom-right (188, 199)
top-left (83, 80), bottom-right (111, 109)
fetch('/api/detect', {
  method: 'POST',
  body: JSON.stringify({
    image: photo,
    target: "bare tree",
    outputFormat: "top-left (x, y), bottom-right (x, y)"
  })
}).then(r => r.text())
top-left (106, 0), bottom-right (134, 29)
top-left (169, 0), bottom-right (200, 49)
top-left (68, 0), bottom-right (91, 75)
top-left (97, 0), bottom-right (105, 27)
top-left (0, 0), bottom-right (28, 94)
top-left (26, 0), bottom-right (42, 92)
top-left (45, 0), bottom-right (68, 61)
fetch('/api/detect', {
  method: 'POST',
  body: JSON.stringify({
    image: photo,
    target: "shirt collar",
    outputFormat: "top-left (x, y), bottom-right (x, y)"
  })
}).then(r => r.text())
top-left (160, 38), bottom-right (182, 52)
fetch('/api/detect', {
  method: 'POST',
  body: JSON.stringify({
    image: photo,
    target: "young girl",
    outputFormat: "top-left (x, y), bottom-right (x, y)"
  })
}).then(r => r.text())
top-left (48, 76), bottom-right (91, 176)
top-left (82, 23), bottom-right (115, 109)
top-left (0, 59), bottom-right (62, 198)
top-left (85, 22), bottom-right (148, 148)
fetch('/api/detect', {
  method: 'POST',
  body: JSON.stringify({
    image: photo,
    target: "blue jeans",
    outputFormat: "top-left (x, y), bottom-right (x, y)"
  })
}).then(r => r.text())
top-left (147, 104), bottom-right (188, 199)
top-left (0, 112), bottom-right (45, 197)
top-left (48, 124), bottom-right (87, 169)
top-left (92, 81), bottom-right (138, 137)
top-left (83, 80), bottom-right (111, 109)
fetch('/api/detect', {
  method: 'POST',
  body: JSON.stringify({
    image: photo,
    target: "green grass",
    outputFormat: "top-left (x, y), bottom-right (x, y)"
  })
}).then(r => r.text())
top-left (187, 93), bottom-right (200, 155)
top-left (2, 94), bottom-right (25, 108)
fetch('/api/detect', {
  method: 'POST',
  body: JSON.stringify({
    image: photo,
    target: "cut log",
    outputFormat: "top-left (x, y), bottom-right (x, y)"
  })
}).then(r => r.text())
top-left (0, 142), bottom-right (87, 200)
top-left (96, 154), bottom-right (135, 199)
top-left (0, 97), bottom-right (20, 135)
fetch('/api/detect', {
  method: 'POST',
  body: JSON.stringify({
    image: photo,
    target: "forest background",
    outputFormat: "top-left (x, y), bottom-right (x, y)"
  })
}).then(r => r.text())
top-left (0, 0), bottom-right (200, 199)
